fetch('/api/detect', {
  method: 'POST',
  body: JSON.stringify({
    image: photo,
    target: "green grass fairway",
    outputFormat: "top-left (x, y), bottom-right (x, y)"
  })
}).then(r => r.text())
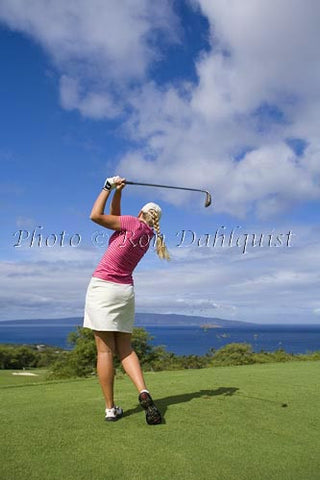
top-left (1, 362), bottom-right (319, 480)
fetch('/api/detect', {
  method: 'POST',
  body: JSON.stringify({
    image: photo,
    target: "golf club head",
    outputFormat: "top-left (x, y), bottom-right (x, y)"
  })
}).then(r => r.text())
top-left (205, 191), bottom-right (212, 208)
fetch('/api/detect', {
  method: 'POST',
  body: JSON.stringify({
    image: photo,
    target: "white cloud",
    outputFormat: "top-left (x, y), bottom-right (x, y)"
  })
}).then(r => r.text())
top-left (16, 217), bottom-right (37, 229)
top-left (0, 0), bottom-right (179, 77)
top-left (119, 0), bottom-right (320, 216)
top-left (0, 248), bottom-right (96, 319)
top-left (1, 0), bottom-right (320, 216)
top-left (59, 75), bottom-right (120, 119)
top-left (0, 0), bottom-right (180, 118)
top-left (194, 0), bottom-right (320, 113)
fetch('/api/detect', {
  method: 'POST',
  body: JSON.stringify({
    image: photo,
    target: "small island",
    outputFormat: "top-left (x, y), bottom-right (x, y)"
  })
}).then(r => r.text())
top-left (201, 324), bottom-right (222, 331)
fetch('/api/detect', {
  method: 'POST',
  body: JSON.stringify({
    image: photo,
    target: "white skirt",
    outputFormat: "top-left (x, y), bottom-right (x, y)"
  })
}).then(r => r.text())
top-left (83, 277), bottom-right (135, 333)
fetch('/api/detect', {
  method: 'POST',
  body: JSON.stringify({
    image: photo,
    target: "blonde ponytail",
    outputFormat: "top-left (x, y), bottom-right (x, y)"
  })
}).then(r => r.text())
top-left (143, 209), bottom-right (170, 261)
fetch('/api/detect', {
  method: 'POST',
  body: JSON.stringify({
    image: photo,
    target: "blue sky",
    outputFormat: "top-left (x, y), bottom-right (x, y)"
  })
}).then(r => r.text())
top-left (0, 0), bottom-right (319, 324)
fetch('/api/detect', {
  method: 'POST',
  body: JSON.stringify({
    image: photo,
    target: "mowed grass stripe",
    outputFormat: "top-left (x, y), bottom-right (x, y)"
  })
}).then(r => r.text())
top-left (1, 362), bottom-right (319, 480)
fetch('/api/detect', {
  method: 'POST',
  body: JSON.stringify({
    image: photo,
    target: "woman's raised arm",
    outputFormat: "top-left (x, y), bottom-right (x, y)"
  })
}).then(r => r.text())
top-left (110, 188), bottom-right (122, 216)
top-left (90, 177), bottom-right (125, 230)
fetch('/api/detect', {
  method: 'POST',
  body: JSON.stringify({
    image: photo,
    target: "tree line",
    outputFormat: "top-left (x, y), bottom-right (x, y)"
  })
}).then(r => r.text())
top-left (1, 326), bottom-right (319, 377)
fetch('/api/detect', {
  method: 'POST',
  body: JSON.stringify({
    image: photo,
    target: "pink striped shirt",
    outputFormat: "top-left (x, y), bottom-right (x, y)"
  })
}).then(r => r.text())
top-left (93, 215), bottom-right (154, 285)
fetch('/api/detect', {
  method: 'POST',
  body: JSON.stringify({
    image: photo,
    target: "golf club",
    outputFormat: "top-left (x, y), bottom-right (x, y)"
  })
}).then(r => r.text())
top-left (125, 180), bottom-right (212, 207)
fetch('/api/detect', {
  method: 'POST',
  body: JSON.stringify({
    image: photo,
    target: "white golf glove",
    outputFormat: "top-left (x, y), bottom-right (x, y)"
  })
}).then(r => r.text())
top-left (103, 175), bottom-right (121, 191)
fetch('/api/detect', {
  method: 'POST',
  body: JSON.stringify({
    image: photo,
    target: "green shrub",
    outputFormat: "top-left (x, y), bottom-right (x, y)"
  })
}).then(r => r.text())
top-left (47, 328), bottom-right (97, 379)
top-left (0, 345), bottom-right (38, 369)
top-left (131, 328), bottom-right (155, 363)
top-left (0, 344), bottom-right (67, 370)
top-left (146, 347), bottom-right (180, 371)
top-left (307, 350), bottom-right (320, 360)
top-left (211, 343), bottom-right (255, 366)
top-left (36, 348), bottom-right (64, 367)
top-left (271, 349), bottom-right (295, 362)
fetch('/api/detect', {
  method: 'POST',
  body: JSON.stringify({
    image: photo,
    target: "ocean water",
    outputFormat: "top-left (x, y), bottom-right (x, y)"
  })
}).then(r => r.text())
top-left (0, 321), bottom-right (320, 355)
top-left (147, 325), bottom-right (320, 356)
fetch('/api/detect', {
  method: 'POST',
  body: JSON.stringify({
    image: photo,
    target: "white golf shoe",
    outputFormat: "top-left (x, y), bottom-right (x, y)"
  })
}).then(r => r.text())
top-left (105, 406), bottom-right (123, 422)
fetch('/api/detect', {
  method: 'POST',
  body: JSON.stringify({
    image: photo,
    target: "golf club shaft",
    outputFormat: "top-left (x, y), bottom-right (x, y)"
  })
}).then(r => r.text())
top-left (125, 180), bottom-right (212, 207)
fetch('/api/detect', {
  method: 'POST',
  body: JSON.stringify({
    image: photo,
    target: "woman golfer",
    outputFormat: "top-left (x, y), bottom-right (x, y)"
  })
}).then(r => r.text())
top-left (83, 175), bottom-right (169, 424)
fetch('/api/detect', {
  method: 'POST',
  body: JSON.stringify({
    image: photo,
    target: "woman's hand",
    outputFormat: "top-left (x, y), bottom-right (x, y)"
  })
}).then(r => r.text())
top-left (103, 175), bottom-right (124, 191)
top-left (115, 177), bottom-right (126, 191)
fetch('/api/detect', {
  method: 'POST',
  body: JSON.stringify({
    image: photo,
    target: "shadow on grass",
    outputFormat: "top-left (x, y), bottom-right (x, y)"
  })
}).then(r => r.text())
top-left (123, 386), bottom-right (239, 422)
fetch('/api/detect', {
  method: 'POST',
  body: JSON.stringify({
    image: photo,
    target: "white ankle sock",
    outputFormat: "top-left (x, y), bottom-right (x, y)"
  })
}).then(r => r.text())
top-left (139, 389), bottom-right (149, 394)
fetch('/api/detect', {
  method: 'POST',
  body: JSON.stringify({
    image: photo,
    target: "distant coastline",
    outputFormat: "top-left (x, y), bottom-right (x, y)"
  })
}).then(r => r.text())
top-left (0, 313), bottom-right (255, 328)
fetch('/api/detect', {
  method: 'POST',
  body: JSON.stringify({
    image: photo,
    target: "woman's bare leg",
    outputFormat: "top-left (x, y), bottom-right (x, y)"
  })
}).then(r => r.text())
top-left (115, 332), bottom-right (147, 392)
top-left (93, 331), bottom-right (116, 409)
top-left (115, 332), bottom-right (162, 425)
